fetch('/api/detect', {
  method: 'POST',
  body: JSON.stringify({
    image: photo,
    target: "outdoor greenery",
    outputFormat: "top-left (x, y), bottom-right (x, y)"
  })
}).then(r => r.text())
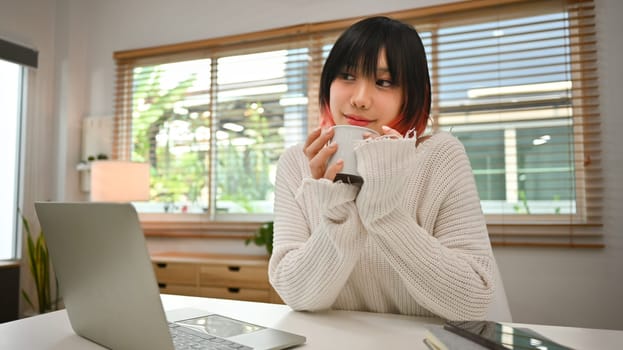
top-left (513, 190), bottom-right (531, 214)
top-left (217, 102), bottom-right (281, 212)
top-left (132, 65), bottom-right (204, 206)
top-left (131, 62), bottom-right (284, 213)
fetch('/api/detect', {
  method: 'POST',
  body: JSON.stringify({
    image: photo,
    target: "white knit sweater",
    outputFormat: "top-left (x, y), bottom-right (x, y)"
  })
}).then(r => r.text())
top-left (268, 131), bottom-right (495, 320)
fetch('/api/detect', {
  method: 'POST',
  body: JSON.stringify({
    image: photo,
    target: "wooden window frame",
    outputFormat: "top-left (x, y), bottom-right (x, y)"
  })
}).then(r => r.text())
top-left (113, 0), bottom-right (602, 248)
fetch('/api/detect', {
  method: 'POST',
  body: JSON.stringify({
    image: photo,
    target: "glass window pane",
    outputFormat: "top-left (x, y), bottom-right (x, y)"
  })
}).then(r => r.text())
top-left (454, 130), bottom-right (506, 201)
top-left (214, 48), bottom-right (308, 214)
top-left (129, 49), bottom-right (309, 215)
top-left (516, 126), bottom-right (575, 214)
top-left (435, 11), bottom-right (577, 216)
top-left (131, 59), bottom-right (212, 213)
top-left (0, 59), bottom-right (22, 259)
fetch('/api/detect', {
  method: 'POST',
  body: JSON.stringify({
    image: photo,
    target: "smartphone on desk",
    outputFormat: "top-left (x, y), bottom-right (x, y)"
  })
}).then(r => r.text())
top-left (443, 321), bottom-right (573, 350)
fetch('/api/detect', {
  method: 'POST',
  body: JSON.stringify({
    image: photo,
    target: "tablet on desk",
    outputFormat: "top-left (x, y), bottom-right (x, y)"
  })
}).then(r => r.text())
top-left (443, 321), bottom-right (573, 350)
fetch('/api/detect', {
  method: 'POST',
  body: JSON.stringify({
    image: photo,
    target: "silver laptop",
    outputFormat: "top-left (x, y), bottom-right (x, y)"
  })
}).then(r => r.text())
top-left (34, 201), bottom-right (305, 350)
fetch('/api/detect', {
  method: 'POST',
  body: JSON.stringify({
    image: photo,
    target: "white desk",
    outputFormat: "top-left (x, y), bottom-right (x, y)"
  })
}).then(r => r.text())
top-left (1, 294), bottom-right (622, 349)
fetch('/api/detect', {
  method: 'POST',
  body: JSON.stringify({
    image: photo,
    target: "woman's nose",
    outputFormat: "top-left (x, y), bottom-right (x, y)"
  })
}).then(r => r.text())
top-left (350, 81), bottom-right (372, 110)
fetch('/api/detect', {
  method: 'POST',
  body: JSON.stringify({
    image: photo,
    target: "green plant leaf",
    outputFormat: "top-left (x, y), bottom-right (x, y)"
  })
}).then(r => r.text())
top-left (21, 290), bottom-right (34, 310)
top-left (245, 221), bottom-right (273, 255)
top-left (19, 210), bottom-right (59, 314)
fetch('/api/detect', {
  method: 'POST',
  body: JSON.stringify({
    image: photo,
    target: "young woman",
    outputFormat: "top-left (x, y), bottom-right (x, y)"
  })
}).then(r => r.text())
top-left (268, 16), bottom-right (496, 320)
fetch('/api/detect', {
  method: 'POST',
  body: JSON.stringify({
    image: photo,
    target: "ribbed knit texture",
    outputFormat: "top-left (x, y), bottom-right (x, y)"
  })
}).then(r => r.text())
top-left (268, 131), bottom-right (495, 320)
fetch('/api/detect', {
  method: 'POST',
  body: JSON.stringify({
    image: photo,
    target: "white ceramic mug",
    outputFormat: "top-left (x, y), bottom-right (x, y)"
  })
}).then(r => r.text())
top-left (327, 125), bottom-right (379, 184)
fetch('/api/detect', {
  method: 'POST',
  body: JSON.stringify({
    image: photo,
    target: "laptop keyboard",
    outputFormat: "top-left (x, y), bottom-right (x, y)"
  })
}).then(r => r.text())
top-left (169, 323), bottom-right (253, 350)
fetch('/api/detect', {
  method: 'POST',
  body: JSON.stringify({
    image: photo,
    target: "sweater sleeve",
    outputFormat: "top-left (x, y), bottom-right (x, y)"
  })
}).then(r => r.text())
top-left (355, 135), bottom-right (494, 320)
top-left (268, 145), bottom-right (366, 311)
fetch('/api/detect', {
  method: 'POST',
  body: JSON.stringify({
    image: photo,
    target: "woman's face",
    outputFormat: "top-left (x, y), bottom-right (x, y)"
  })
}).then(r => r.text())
top-left (329, 49), bottom-right (403, 135)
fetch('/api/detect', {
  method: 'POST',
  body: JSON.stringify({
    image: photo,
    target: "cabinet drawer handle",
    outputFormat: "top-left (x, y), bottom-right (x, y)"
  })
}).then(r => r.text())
top-left (228, 266), bottom-right (240, 272)
top-left (156, 263), bottom-right (167, 268)
top-left (158, 283), bottom-right (167, 288)
top-left (227, 287), bottom-right (240, 293)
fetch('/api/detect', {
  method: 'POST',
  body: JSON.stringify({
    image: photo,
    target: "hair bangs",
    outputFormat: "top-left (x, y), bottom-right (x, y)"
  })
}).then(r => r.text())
top-left (341, 35), bottom-right (385, 79)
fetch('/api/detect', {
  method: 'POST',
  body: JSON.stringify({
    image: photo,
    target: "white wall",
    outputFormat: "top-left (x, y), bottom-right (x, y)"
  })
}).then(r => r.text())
top-left (0, 0), bottom-right (59, 315)
top-left (4, 0), bottom-right (622, 329)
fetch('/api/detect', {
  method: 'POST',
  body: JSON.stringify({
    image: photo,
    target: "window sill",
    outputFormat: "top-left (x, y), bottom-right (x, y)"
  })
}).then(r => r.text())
top-left (488, 223), bottom-right (604, 248)
top-left (137, 219), bottom-right (604, 247)
top-left (140, 219), bottom-right (263, 239)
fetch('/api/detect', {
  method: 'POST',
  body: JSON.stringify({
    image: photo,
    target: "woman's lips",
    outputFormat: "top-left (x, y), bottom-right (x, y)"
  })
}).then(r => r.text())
top-left (345, 115), bottom-right (371, 127)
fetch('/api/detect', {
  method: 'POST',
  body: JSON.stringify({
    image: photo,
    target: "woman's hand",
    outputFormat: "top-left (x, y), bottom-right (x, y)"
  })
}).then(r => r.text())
top-left (303, 127), bottom-right (343, 180)
top-left (362, 125), bottom-right (402, 139)
top-left (380, 125), bottom-right (402, 138)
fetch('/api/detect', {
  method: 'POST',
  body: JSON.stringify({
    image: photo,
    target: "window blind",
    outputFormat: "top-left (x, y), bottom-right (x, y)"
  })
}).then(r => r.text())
top-left (420, 0), bottom-right (602, 247)
top-left (113, 0), bottom-right (602, 247)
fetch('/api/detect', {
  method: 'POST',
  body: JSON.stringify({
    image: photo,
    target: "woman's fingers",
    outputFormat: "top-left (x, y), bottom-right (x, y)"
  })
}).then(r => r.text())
top-left (309, 141), bottom-right (338, 179)
top-left (362, 132), bottom-right (376, 139)
top-left (324, 158), bottom-right (344, 180)
top-left (303, 127), bottom-right (322, 156)
top-left (381, 125), bottom-right (402, 138)
top-left (304, 126), bottom-right (341, 179)
top-left (362, 126), bottom-right (402, 140)
top-left (304, 127), bottom-right (335, 160)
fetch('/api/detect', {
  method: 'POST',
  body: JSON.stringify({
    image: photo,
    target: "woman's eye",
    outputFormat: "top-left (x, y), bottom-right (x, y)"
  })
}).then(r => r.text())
top-left (339, 72), bottom-right (355, 81)
top-left (376, 79), bottom-right (393, 87)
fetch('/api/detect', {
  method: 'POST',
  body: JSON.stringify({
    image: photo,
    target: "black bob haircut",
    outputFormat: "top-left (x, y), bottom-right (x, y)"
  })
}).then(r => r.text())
top-left (319, 16), bottom-right (431, 136)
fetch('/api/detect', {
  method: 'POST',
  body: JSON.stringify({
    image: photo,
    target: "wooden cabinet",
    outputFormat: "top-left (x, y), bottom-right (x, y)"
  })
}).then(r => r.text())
top-left (151, 252), bottom-right (283, 304)
top-left (0, 261), bottom-right (20, 322)
top-left (153, 261), bottom-right (198, 296)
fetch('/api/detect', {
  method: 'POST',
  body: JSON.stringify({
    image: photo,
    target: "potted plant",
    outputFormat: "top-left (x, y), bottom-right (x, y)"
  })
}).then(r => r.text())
top-left (245, 221), bottom-right (274, 255)
top-left (20, 212), bottom-right (60, 314)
